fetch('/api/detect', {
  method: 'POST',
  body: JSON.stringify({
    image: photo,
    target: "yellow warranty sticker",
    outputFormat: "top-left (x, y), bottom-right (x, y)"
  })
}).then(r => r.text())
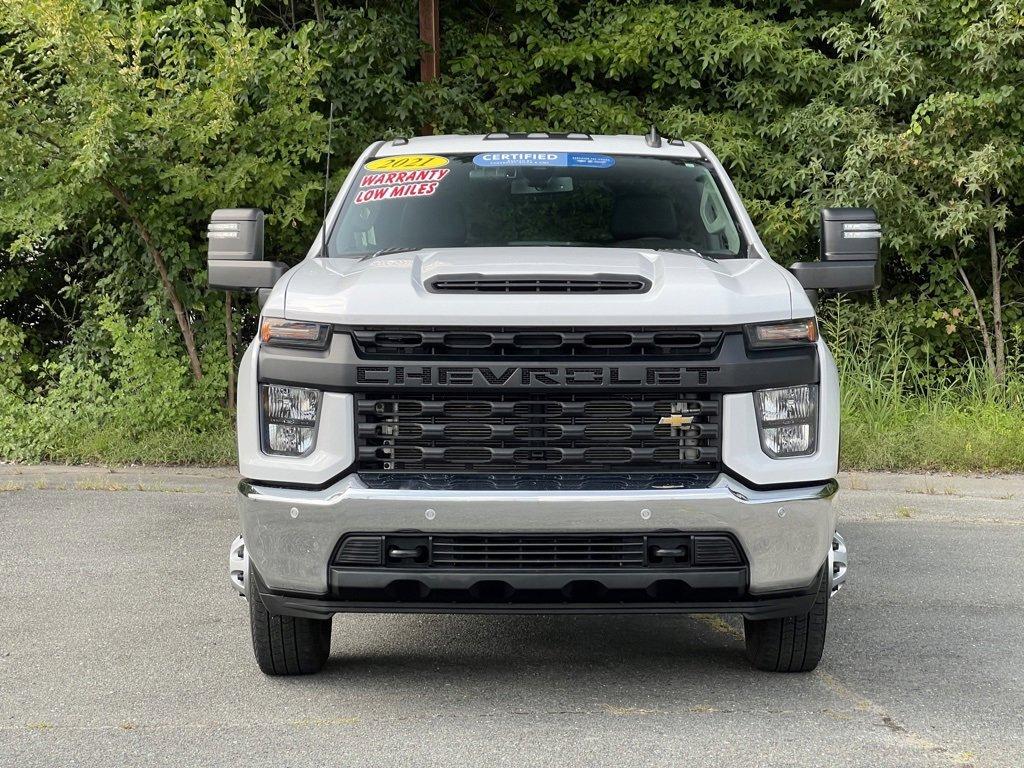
top-left (364, 154), bottom-right (449, 171)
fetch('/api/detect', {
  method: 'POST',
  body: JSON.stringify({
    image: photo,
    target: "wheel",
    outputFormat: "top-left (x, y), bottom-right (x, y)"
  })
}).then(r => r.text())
top-left (743, 567), bottom-right (829, 673)
top-left (249, 583), bottom-right (332, 675)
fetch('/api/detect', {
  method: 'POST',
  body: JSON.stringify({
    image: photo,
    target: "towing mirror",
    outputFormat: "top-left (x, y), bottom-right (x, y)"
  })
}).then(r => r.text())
top-left (207, 208), bottom-right (287, 291)
top-left (789, 208), bottom-right (881, 293)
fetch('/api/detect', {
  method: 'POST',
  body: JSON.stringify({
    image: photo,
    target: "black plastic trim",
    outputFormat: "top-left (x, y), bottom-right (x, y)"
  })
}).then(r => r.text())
top-left (789, 260), bottom-right (879, 292)
top-left (357, 472), bottom-right (719, 492)
top-left (251, 565), bottom-right (820, 618)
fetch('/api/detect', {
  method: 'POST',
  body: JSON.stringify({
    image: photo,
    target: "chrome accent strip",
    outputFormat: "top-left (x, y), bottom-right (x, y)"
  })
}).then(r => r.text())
top-left (229, 534), bottom-right (249, 597)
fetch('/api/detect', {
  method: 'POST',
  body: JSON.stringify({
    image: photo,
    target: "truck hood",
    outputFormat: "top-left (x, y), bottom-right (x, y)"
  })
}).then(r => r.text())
top-left (281, 247), bottom-right (795, 326)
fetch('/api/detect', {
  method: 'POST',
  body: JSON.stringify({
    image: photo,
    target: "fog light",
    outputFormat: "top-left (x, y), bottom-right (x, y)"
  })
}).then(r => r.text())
top-left (755, 385), bottom-right (817, 458)
top-left (261, 385), bottom-right (321, 456)
top-left (267, 423), bottom-right (316, 454)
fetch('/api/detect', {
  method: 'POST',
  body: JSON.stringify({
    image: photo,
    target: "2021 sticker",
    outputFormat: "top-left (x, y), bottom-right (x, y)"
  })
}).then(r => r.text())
top-left (364, 155), bottom-right (449, 171)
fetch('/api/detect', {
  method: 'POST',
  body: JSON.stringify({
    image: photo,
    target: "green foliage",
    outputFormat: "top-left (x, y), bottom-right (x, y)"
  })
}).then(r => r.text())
top-left (0, 302), bottom-right (235, 464)
top-left (0, 0), bottom-right (327, 374)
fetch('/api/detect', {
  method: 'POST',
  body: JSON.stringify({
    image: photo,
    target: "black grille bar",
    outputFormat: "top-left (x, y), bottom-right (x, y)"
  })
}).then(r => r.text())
top-left (432, 535), bottom-right (647, 568)
top-left (358, 473), bottom-right (716, 491)
top-left (356, 392), bottom-right (719, 473)
top-left (349, 326), bottom-right (723, 359)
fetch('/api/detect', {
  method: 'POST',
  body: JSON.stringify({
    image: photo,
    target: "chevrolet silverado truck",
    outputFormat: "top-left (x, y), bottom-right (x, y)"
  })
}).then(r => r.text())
top-left (208, 131), bottom-right (878, 675)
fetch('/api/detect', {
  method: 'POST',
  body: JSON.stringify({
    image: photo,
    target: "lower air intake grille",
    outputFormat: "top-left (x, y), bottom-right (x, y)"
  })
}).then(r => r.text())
top-left (331, 533), bottom-right (745, 570)
top-left (693, 536), bottom-right (742, 566)
top-left (356, 392), bottom-right (720, 474)
top-left (335, 536), bottom-right (384, 566)
top-left (431, 535), bottom-right (646, 569)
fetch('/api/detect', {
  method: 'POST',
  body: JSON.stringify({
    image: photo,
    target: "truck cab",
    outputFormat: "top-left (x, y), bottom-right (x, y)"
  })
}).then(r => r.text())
top-left (211, 132), bottom-right (878, 675)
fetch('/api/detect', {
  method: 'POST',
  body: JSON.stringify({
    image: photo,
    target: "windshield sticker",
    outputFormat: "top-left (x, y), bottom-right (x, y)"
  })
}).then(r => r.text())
top-left (360, 168), bottom-right (449, 187)
top-left (568, 152), bottom-right (616, 168)
top-left (364, 154), bottom-right (449, 171)
top-left (473, 152), bottom-right (615, 169)
top-left (354, 181), bottom-right (442, 204)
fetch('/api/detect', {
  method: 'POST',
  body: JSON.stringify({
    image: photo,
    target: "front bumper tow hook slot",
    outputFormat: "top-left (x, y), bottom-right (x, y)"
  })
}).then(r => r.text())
top-left (388, 547), bottom-right (423, 559)
top-left (653, 547), bottom-right (685, 558)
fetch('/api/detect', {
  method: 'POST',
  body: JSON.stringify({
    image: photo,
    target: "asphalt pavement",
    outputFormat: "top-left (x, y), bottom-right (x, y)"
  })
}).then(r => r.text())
top-left (1, 466), bottom-right (1022, 768)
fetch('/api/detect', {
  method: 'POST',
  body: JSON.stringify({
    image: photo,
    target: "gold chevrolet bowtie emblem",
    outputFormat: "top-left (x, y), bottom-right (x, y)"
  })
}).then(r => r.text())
top-left (659, 414), bottom-right (695, 428)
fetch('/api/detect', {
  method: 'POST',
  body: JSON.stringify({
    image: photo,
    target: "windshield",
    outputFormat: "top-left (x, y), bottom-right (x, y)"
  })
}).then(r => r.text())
top-left (329, 152), bottom-right (744, 258)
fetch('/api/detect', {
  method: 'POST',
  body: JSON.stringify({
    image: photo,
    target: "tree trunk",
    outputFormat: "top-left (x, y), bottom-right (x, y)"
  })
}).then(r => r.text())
top-left (225, 292), bottom-right (235, 411)
top-left (102, 178), bottom-right (204, 380)
top-left (954, 246), bottom-right (995, 380)
top-left (312, 0), bottom-right (324, 24)
top-left (987, 220), bottom-right (1005, 386)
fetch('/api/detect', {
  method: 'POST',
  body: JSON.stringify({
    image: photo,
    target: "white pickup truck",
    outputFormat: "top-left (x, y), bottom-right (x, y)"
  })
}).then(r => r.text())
top-left (209, 131), bottom-right (878, 675)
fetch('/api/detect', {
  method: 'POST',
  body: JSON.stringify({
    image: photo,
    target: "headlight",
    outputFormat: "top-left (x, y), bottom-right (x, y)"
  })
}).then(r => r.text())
top-left (755, 385), bottom-right (818, 458)
top-left (261, 385), bottom-right (321, 456)
top-left (746, 318), bottom-right (817, 348)
top-left (260, 317), bottom-right (331, 350)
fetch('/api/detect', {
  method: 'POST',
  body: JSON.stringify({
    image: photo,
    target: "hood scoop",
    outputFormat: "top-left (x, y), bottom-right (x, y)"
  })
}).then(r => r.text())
top-left (425, 273), bottom-right (652, 294)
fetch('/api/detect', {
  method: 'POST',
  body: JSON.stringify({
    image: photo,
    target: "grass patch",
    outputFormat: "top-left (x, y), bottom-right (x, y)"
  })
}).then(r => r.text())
top-left (840, 390), bottom-right (1024, 472)
top-left (46, 424), bottom-right (237, 466)
top-left (825, 298), bottom-right (1024, 473)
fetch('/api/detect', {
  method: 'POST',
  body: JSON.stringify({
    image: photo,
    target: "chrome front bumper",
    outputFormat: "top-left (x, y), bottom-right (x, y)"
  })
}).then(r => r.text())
top-left (236, 473), bottom-right (839, 596)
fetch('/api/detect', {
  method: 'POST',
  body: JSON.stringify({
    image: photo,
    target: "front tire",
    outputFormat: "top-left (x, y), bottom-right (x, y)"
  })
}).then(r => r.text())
top-left (249, 584), bottom-right (332, 675)
top-left (743, 567), bottom-right (829, 673)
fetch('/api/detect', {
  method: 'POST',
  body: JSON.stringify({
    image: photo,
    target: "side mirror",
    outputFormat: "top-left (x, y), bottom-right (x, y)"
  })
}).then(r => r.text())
top-left (789, 208), bottom-right (881, 293)
top-left (207, 208), bottom-right (287, 291)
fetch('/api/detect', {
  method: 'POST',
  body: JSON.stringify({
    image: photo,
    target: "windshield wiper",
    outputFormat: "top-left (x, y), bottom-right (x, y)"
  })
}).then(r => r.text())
top-left (358, 247), bottom-right (423, 261)
top-left (649, 247), bottom-right (718, 263)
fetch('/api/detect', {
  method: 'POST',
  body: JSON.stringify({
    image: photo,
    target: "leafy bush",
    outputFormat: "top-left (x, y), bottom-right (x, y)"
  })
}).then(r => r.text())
top-left (0, 302), bottom-right (235, 465)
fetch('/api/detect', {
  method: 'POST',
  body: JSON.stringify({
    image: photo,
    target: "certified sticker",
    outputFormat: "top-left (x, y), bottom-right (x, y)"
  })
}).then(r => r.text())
top-left (364, 154), bottom-right (449, 171)
top-left (472, 152), bottom-right (615, 168)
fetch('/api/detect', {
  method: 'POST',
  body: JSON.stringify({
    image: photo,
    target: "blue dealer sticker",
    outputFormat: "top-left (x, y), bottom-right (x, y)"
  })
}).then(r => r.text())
top-left (472, 152), bottom-right (615, 169)
top-left (567, 153), bottom-right (616, 168)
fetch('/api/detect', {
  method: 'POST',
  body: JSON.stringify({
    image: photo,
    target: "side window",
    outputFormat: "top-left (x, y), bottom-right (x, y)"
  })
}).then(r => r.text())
top-left (697, 172), bottom-right (740, 253)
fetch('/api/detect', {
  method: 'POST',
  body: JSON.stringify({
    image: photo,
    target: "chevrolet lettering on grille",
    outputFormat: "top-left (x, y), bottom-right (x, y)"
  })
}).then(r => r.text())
top-left (355, 365), bottom-right (721, 387)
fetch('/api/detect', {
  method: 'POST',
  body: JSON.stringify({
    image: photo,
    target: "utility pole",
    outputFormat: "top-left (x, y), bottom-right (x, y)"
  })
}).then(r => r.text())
top-left (419, 0), bottom-right (439, 134)
top-left (419, 0), bottom-right (440, 82)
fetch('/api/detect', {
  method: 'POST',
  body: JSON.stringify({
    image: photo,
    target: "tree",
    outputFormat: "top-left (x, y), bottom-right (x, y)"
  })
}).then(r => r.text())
top-left (0, 0), bottom-right (325, 379)
top-left (816, 0), bottom-right (1024, 385)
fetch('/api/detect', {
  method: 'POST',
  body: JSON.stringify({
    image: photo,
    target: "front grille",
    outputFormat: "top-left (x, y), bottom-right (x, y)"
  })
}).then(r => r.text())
top-left (425, 276), bottom-right (650, 294)
top-left (356, 392), bottom-right (720, 473)
top-left (348, 327), bottom-right (724, 359)
top-left (432, 535), bottom-right (646, 568)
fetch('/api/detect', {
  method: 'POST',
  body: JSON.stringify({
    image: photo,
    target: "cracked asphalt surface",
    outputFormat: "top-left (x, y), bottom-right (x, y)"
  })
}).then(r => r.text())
top-left (1, 466), bottom-right (1022, 767)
